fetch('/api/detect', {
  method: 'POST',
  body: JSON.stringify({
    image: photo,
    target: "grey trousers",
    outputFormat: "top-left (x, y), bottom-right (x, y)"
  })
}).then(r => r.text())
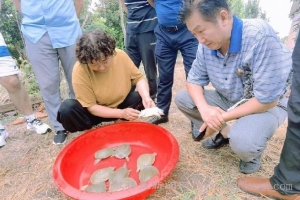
top-left (175, 90), bottom-right (287, 163)
top-left (23, 33), bottom-right (76, 132)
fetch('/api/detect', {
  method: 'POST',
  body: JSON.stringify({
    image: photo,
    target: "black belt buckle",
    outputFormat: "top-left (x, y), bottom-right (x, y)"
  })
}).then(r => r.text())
top-left (164, 24), bottom-right (184, 32)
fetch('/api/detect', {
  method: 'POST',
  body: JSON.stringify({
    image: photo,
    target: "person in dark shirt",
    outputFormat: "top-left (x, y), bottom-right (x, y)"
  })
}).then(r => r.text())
top-left (120, 0), bottom-right (158, 99)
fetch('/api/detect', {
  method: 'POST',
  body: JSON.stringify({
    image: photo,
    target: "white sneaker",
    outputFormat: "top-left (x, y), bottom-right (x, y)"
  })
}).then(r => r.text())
top-left (27, 118), bottom-right (52, 134)
top-left (0, 124), bottom-right (8, 147)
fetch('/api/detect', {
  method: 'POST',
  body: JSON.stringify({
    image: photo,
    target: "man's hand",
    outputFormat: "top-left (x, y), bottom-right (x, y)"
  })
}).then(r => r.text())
top-left (121, 108), bottom-right (140, 121)
top-left (199, 105), bottom-right (226, 131)
top-left (199, 123), bottom-right (218, 138)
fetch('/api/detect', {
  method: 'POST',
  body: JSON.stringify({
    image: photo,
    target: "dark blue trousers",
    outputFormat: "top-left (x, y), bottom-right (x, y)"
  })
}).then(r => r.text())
top-left (154, 24), bottom-right (198, 115)
top-left (270, 33), bottom-right (300, 195)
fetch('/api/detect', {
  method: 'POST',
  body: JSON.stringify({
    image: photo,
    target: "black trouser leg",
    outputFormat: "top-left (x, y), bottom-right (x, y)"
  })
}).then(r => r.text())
top-left (125, 32), bottom-right (157, 98)
top-left (118, 91), bottom-right (143, 109)
top-left (57, 99), bottom-right (110, 133)
top-left (57, 92), bottom-right (143, 133)
top-left (137, 31), bottom-right (157, 98)
top-left (269, 33), bottom-right (300, 195)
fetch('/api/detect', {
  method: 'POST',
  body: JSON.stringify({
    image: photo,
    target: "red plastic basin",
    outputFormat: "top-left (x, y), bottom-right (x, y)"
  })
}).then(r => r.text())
top-left (53, 122), bottom-right (179, 200)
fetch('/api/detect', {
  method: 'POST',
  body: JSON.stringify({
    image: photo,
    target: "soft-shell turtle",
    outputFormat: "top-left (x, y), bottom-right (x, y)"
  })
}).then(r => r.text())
top-left (139, 107), bottom-right (164, 118)
top-left (109, 177), bottom-right (137, 192)
top-left (139, 165), bottom-right (159, 182)
top-left (109, 163), bottom-right (131, 185)
top-left (90, 166), bottom-right (115, 184)
top-left (136, 152), bottom-right (157, 172)
top-left (94, 147), bottom-right (115, 165)
top-left (84, 182), bottom-right (106, 193)
top-left (112, 144), bottom-right (131, 161)
top-left (80, 184), bottom-right (89, 191)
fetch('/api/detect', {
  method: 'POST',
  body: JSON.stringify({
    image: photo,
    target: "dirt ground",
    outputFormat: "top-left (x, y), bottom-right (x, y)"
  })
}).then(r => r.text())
top-left (0, 58), bottom-right (288, 200)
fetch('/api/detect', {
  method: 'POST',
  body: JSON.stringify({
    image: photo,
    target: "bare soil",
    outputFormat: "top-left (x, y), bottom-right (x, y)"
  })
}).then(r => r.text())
top-left (0, 58), bottom-right (287, 200)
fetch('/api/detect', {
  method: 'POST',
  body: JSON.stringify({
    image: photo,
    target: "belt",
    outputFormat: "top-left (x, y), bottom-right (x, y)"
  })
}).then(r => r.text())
top-left (161, 24), bottom-right (186, 32)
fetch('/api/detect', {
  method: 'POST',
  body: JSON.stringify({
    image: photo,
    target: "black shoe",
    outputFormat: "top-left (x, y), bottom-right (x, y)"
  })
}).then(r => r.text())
top-left (202, 133), bottom-right (229, 149)
top-left (148, 115), bottom-right (169, 125)
top-left (53, 130), bottom-right (68, 145)
top-left (192, 129), bottom-right (206, 142)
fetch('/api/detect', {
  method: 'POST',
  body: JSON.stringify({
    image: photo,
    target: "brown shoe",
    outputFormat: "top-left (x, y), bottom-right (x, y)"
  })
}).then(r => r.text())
top-left (237, 177), bottom-right (300, 200)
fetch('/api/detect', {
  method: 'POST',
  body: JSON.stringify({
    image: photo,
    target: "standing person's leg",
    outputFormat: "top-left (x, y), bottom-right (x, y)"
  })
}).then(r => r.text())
top-left (178, 27), bottom-right (198, 77)
top-left (125, 33), bottom-right (141, 68)
top-left (229, 106), bottom-right (287, 174)
top-left (0, 75), bottom-right (51, 134)
top-left (57, 44), bottom-right (77, 99)
top-left (177, 27), bottom-right (198, 133)
top-left (237, 33), bottom-right (300, 199)
top-left (125, 33), bottom-right (142, 93)
top-left (150, 24), bottom-right (177, 124)
top-left (0, 75), bottom-right (33, 116)
top-left (23, 33), bottom-right (64, 132)
top-left (0, 33), bottom-right (51, 146)
top-left (269, 34), bottom-right (300, 195)
top-left (137, 31), bottom-right (157, 98)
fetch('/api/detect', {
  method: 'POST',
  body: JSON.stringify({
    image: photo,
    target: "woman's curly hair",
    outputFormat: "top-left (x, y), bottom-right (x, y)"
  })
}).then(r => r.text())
top-left (76, 30), bottom-right (116, 64)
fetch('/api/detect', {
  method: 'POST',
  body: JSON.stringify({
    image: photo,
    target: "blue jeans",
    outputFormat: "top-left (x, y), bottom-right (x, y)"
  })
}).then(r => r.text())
top-left (154, 23), bottom-right (198, 115)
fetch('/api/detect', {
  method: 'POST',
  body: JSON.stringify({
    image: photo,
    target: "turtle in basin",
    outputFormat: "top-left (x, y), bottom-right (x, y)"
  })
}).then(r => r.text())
top-left (90, 166), bottom-right (115, 184)
top-left (136, 152), bottom-right (157, 172)
top-left (109, 177), bottom-right (137, 192)
top-left (112, 143), bottom-right (131, 161)
top-left (82, 182), bottom-right (106, 193)
top-left (139, 165), bottom-right (159, 183)
top-left (109, 163), bottom-right (131, 186)
top-left (94, 147), bottom-right (115, 165)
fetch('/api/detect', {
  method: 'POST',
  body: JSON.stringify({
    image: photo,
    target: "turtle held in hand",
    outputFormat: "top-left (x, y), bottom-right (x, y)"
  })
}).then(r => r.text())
top-left (112, 144), bottom-right (131, 161)
top-left (139, 107), bottom-right (164, 118)
top-left (136, 152), bottom-right (157, 172)
top-left (94, 147), bottom-right (115, 165)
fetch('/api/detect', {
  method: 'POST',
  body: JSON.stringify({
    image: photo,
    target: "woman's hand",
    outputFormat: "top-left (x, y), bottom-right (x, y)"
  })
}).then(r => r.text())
top-left (136, 79), bottom-right (155, 108)
top-left (121, 108), bottom-right (140, 121)
top-left (142, 96), bottom-right (156, 108)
